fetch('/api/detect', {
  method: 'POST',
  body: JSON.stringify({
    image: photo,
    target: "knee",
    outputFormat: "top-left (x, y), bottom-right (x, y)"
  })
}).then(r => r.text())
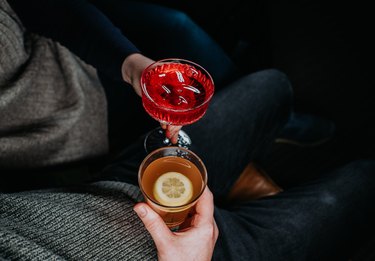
top-left (342, 159), bottom-right (375, 182)
top-left (258, 69), bottom-right (293, 104)
top-left (317, 190), bottom-right (339, 207)
top-left (162, 8), bottom-right (195, 32)
top-left (319, 159), bottom-right (375, 204)
top-left (345, 159), bottom-right (375, 169)
top-left (242, 69), bottom-right (293, 118)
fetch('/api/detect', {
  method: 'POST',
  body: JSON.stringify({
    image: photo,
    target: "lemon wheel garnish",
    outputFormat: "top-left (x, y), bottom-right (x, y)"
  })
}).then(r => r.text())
top-left (153, 172), bottom-right (193, 206)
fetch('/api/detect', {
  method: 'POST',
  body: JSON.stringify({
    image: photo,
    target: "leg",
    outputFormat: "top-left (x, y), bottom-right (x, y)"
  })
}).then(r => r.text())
top-left (276, 111), bottom-right (336, 147)
top-left (185, 69), bottom-right (292, 202)
top-left (213, 160), bottom-right (375, 261)
top-left (100, 69), bottom-right (292, 196)
top-left (91, 0), bottom-right (238, 87)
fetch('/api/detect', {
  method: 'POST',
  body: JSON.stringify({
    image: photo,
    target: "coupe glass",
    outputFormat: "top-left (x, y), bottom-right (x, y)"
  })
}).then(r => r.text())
top-left (141, 58), bottom-right (215, 153)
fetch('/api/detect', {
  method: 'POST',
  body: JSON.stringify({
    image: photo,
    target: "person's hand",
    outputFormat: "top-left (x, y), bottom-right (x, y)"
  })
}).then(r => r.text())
top-left (161, 124), bottom-right (182, 144)
top-left (121, 53), bottom-right (182, 144)
top-left (133, 187), bottom-right (218, 261)
top-left (121, 53), bottom-right (154, 96)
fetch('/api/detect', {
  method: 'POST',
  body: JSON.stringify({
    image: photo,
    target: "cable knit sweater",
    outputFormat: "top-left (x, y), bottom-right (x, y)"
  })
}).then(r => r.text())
top-left (0, 181), bottom-right (157, 260)
top-left (0, 0), bottom-right (108, 168)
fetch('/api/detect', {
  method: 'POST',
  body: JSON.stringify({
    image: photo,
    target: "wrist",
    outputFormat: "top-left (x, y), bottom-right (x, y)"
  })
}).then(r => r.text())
top-left (121, 53), bottom-right (154, 84)
top-left (121, 53), bottom-right (139, 84)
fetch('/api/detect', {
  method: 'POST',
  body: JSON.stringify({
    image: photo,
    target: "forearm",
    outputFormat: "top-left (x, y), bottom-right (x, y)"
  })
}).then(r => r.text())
top-left (9, 0), bottom-right (140, 81)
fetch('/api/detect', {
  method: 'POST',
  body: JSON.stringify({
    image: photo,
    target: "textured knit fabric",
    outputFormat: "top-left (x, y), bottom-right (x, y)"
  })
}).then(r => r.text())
top-left (0, 181), bottom-right (157, 260)
top-left (0, 0), bottom-right (109, 168)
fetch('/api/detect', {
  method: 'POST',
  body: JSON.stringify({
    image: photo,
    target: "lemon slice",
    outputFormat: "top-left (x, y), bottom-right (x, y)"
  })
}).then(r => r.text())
top-left (153, 172), bottom-right (193, 206)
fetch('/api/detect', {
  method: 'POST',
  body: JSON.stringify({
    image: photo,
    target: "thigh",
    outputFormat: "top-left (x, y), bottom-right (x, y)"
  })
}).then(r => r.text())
top-left (186, 69), bottom-right (292, 202)
top-left (213, 160), bottom-right (375, 261)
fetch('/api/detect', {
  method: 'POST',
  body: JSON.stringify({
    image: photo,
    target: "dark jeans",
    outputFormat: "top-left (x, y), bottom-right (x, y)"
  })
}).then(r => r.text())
top-left (100, 69), bottom-right (375, 260)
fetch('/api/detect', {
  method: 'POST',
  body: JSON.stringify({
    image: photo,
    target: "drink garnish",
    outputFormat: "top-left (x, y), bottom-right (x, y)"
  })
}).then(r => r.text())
top-left (153, 171), bottom-right (193, 206)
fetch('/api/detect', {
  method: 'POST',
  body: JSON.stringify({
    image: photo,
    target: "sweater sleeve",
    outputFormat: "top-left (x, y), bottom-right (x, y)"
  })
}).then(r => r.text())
top-left (8, 0), bottom-right (140, 81)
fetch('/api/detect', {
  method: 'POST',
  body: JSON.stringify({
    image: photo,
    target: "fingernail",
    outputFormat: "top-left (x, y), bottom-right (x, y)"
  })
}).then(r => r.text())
top-left (134, 205), bottom-right (147, 218)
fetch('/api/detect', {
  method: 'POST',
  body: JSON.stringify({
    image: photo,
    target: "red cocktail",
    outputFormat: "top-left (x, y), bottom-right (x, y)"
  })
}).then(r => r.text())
top-left (141, 58), bottom-right (215, 152)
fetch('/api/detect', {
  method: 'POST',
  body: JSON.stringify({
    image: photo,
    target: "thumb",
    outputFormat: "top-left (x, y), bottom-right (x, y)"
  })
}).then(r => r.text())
top-left (134, 203), bottom-right (173, 246)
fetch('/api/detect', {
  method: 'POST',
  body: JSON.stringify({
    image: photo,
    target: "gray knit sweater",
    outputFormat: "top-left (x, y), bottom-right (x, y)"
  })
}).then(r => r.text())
top-left (0, 0), bottom-right (108, 168)
top-left (1, 2), bottom-right (157, 259)
top-left (0, 181), bottom-right (157, 260)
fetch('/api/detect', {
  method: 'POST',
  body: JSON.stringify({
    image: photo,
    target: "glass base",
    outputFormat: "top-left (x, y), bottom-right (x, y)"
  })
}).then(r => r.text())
top-left (144, 127), bottom-right (192, 153)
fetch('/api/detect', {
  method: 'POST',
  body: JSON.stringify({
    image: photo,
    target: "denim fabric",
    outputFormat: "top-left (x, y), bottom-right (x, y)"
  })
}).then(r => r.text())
top-left (212, 160), bottom-right (375, 261)
top-left (185, 69), bottom-right (293, 202)
top-left (101, 69), bottom-right (375, 260)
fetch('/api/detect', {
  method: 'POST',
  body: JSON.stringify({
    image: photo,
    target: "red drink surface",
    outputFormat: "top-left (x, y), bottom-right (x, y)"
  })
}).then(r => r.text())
top-left (141, 62), bottom-right (214, 125)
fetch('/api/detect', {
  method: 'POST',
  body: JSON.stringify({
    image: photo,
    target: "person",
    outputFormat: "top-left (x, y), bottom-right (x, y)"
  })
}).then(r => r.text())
top-left (1, 0), bottom-right (375, 260)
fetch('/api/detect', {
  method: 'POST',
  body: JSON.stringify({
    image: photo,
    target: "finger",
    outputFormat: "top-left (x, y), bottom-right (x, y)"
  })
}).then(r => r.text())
top-left (133, 203), bottom-right (173, 247)
top-left (171, 125), bottom-right (182, 134)
top-left (193, 187), bottom-right (215, 226)
top-left (213, 219), bottom-right (219, 241)
top-left (167, 125), bottom-right (182, 144)
top-left (170, 131), bottom-right (179, 144)
top-left (160, 123), bottom-right (167, 130)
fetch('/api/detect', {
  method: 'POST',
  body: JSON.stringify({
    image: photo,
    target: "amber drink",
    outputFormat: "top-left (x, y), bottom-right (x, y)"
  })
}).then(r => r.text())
top-left (138, 146), bottom-right (207, 229)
